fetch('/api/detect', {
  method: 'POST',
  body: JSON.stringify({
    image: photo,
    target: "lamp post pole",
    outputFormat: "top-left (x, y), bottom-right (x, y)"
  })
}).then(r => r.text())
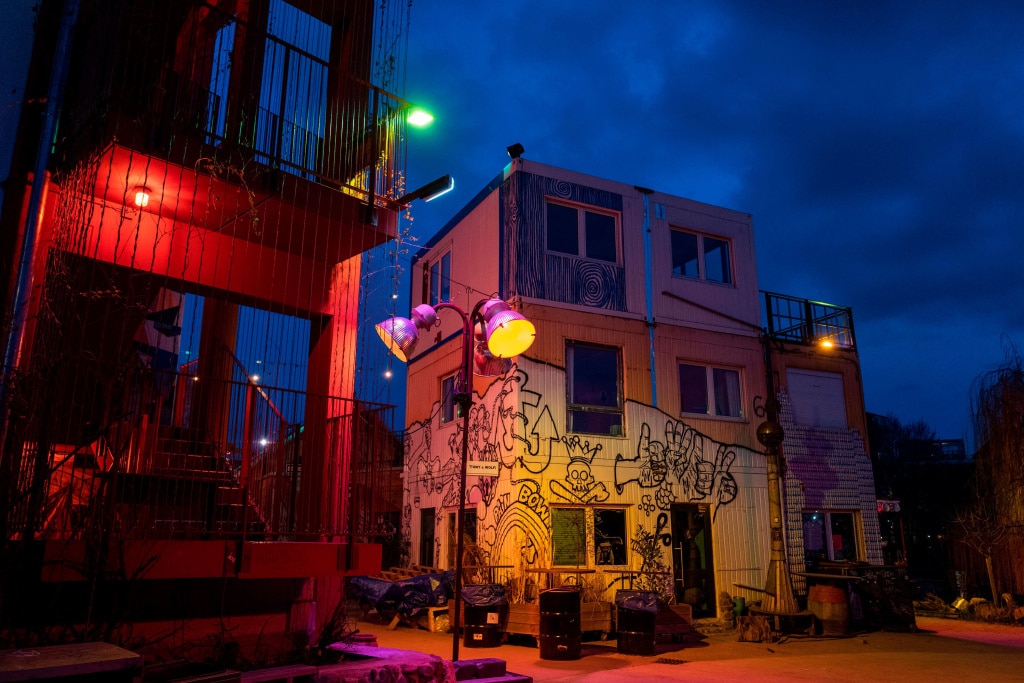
top-left (756, 333), bottom-right (799, 615)
top-left (434, 300), bottom-right (485, 663)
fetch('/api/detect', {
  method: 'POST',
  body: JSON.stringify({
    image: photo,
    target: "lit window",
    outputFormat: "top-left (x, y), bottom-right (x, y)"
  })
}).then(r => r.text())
top-left (552, 508), bottom-right (586, 566)
top-left (546, 201), bottom-right (619, 263)
top-left (567, 342), bottom-right (623, 436)
top-left (424, 250), bottom-right (451, 306)
top-left (671, 229), bottom-right (733, 285)
top-left (802, 511), bottom-right (860, 569)
top-left (679, 363), bottom-right (742, 418)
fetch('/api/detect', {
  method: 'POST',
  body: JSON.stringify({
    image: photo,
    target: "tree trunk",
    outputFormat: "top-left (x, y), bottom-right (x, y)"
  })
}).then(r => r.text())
top-left (985, 555), bottom-right (998, 603)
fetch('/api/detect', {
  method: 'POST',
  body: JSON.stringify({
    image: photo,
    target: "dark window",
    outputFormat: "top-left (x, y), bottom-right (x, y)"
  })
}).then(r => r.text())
top-left (802, 511), bottom-right (860, 569)
top-left (671, 229), bottom-right (732, 285)
top-left (567, 342), bottom-right (622, 436)
top-left (679, 363), bottom-right (742, 418)
top-left (546, 201), bottom-right (618, 263)
top-left (428, 251), bottom-right (451, 306)
top-left (440, 374), bottom-right (459, 424)
top-left (420, 508), bottom-right (435, 567)
top-left (594, 509), bottom-right (628, 565)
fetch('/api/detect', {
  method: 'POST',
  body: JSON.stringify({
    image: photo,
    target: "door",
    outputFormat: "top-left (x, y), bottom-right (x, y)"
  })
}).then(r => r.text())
top-left (446, 509), bottom-right (477, 569)
top-left (671, 504), bottom-right (715, 618)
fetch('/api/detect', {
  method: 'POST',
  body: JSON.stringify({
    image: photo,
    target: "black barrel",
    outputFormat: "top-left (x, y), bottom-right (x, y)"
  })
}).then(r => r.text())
top-left (615, 590), bottom-right (657, 655)
top-left (462, 584), bottom-right (507, 648)
top-left (539, 587), bottom-right (581, 660)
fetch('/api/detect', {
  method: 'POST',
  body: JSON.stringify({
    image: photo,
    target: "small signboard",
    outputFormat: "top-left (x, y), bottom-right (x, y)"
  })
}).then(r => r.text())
top-left (466, 461), bottom-right (499, 477)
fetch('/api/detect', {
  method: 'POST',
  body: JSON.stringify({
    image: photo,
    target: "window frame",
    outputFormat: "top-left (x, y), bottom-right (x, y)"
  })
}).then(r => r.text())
top-left (545, 199), bottom-right (621, 264)
top-left (422, 249), bottom-right (451, 307)
top-left (439, 372), bottom-right (461, 426)
top-left (678, 361), bottom-right (744, 419)
top-left (670, 228), bottom-right (734, 286)
top-left (566, 341), bottom-right (624, 436)
top-left (551, 506), bottom-right (630, 568)
top-left (801, 510), bottom-right (862, 569)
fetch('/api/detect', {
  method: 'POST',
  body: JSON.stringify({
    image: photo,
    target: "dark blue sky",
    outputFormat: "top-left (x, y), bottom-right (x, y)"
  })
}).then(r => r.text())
top-left (392, 0), bottom-right (1024, 444)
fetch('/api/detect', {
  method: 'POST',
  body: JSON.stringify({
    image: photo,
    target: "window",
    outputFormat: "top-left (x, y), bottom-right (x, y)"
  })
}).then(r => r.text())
top-left (567, 342), bottom-right (622, 435)
top-left (448, 509), bottom-right (477, 569)
top-left (546, 201), bottom-right (618, 263)
top-left (419, 508), bottom-right (435, 567)
top-left (552, 507), bottom-right (629, 567)
top-left (594, 509), bottom-right (628, 565)
top-left (671, 229), bottom-right (733, 285)
top-left (679, 363), bottom-right (742, 418)
top-left (424, 250), bottom-right (451, 306)
top-left (802, 511), bottom-right (860, 569)
top-left (440, 373), bottom-right (461, 425)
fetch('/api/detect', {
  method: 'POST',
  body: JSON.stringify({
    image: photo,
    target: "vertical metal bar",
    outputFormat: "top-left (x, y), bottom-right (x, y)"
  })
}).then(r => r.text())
top-left (241, 381), bottom-right (255, 542)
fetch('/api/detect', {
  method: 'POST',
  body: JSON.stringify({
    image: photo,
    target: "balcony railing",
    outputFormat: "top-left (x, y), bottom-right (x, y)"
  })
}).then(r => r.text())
top-left (763, 291), bottom-right (856, 350)
top-left (6, 362), bottom-right (398, 544)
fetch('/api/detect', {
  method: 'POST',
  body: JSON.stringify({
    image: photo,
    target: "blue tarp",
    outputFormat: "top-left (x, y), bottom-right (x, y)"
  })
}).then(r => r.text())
top-left (614, 589), bottom-right (658, 613)
top-left (462, 583), bottom-right (506, 607)
top-left (349, 572), bottom-right (453, 618)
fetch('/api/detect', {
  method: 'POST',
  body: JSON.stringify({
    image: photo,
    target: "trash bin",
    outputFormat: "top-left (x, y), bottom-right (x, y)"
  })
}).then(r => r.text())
top-left (539, 587), bottom-right (581, 660)
top-left (615, 590), bottom-right (657, 655)
top-left (462, 584), bottom-right (507, 648)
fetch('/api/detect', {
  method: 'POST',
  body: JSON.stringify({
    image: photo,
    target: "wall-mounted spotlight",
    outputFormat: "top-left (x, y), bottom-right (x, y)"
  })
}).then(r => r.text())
top-left (507, 142), bottom-right (525, 159)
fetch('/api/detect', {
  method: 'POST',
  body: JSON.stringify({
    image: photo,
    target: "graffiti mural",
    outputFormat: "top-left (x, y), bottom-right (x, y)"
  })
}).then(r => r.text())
top-left (402, 358), bottom-right (747, 571)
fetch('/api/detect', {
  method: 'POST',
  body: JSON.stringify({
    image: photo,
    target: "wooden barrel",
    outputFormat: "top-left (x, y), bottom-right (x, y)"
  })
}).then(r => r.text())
top-left (807, 585), bottom-right (849, 636)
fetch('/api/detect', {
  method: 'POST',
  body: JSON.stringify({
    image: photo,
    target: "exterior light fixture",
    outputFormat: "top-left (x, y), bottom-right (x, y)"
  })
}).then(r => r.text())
top-left (376, 296), bottom-right (535, 662)
top-left (507, 142), bottom-right (525, 159)
top-left (133, 186), bottom-right (151, 208)
top-left (406, 108), bottom-right (434, 127)
top-left (396, 175), bottom-right (454, 207)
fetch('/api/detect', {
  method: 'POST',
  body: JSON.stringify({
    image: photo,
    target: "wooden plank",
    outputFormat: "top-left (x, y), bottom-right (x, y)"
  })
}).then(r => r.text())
top-left (0, 642), bottom-right (143, 681)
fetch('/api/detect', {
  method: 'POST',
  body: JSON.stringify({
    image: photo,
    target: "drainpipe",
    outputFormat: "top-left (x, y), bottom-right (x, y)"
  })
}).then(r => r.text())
top-left (637, 186), bottom-right (657, 407)
top-left (2, 0), bottom-right (81, 376)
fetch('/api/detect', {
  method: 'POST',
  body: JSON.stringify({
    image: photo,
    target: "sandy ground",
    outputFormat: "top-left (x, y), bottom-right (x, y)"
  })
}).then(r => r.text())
top-left (353, 614), bottom-right (1024, 682)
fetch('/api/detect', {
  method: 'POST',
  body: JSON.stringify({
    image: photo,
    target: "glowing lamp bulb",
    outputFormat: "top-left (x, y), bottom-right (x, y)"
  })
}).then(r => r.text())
top-left (133, 188), bottom-right (150, 208)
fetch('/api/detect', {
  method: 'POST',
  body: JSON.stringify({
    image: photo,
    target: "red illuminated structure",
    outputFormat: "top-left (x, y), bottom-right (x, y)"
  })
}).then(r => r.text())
top-left (0, 0), bottom-right (413, 654)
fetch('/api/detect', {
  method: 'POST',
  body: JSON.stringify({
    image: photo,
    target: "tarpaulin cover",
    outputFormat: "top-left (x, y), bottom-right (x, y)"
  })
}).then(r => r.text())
top-left (349, 573), bottom-right (453, 618)
top-left (461, 583), bottom-right (507, 607)
top-left (614, 589), bottom-right (658, 613)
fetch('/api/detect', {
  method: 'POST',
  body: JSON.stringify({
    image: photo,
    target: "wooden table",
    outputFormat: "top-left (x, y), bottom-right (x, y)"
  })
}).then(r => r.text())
top-left (524, 567), bottom-right (596, 589)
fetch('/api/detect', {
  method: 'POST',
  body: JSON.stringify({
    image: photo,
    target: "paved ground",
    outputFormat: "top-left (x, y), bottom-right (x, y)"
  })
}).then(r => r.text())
top-left (354, 615), bottom-right (1024, 682)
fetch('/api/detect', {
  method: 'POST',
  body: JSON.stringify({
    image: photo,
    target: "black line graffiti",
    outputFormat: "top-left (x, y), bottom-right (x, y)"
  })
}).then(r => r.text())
top-left (549, 435), bottom-right (610, 503)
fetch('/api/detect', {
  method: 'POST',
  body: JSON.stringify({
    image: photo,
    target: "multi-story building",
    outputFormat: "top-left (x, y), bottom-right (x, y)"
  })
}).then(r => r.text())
top-left (0, 0), bottom-right (411, 656)
top-left (399, 158), bottom-right (881, 618)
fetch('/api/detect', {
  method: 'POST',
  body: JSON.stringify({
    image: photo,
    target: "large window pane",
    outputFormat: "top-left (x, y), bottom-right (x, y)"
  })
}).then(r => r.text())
top-left (585, 211), bottom-right (617, 262)
top-left (830, 513), bottom-right (857, 562)
top-left (679, 363), bottom-right (709, 414)
top-left (547, 202), bottom-right (579, 255)
top-left (439, 252), bottom-right (451, 302)
top-left (569, 345), bottom-right (618, 407)
top-left (703, 237), bottom-right (732, 284)
top-left (802, 512), bottom-right (827, 568)
top-left (552, 508), bottom-right (586, 566)
top-left (569, 410), bottom-right (623, 436)
top-left (671, 231), bottom-right (700, 279)
top-left (594, 509), bottom-right (627, 565)
top-left (712, 367), bottom-right (741, 417)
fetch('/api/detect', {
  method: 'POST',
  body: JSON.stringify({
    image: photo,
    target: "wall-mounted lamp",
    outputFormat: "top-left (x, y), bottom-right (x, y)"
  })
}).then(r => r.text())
top-left (507, 142), bottom-right (525, 159)
top-left (396, 174), bottom-right (454, 207)
top-left (406, 108), bottom-right (435, 127)
top-left (133, 186), bottom-right (151, 208)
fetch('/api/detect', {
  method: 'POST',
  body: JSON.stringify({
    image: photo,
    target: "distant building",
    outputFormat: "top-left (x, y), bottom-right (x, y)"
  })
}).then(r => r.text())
top-left (398, 158), bottom-right (880, 618)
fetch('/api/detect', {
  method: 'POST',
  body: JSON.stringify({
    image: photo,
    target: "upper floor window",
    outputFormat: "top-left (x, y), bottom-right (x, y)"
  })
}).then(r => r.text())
top-left (567, 342), bottom-right (623, 436)
top-left (679, 363), bottom-right (742, 418)
top-left (440, 373), bottom-right (461, 425)
top-left (671, 229), bottom-right (733, 285)
top-left (547, 201), bottom-right (618, 263)
top-left (423, 250), bottom-right (451, 306)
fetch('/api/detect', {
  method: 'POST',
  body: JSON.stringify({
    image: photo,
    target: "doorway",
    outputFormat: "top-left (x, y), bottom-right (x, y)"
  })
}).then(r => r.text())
top-left (447, 509), bottom-right (477, 569)
top-left (671, 503), bottom-right (715, 617)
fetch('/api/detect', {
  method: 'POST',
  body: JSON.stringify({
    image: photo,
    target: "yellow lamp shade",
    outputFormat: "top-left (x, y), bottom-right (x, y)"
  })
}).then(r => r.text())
top-left (481, 299), bottom-right (535, 358)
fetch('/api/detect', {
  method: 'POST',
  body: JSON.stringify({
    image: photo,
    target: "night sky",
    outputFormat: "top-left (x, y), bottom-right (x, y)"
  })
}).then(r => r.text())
top-left (2, 1), bottom-right (1021, 444)
top-left (395, 0), bottom-right (1024, 444)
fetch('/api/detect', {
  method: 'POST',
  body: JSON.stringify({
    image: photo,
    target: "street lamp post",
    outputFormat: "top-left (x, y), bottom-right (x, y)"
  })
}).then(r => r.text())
top-left (756, 334), bottom-right (799, 615)
top-left (377, 297), bottom-right (535, 662)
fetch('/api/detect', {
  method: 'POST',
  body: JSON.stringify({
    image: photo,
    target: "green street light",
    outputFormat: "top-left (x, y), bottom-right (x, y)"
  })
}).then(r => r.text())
top-left (406, 108), bottom-right (435, 127)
